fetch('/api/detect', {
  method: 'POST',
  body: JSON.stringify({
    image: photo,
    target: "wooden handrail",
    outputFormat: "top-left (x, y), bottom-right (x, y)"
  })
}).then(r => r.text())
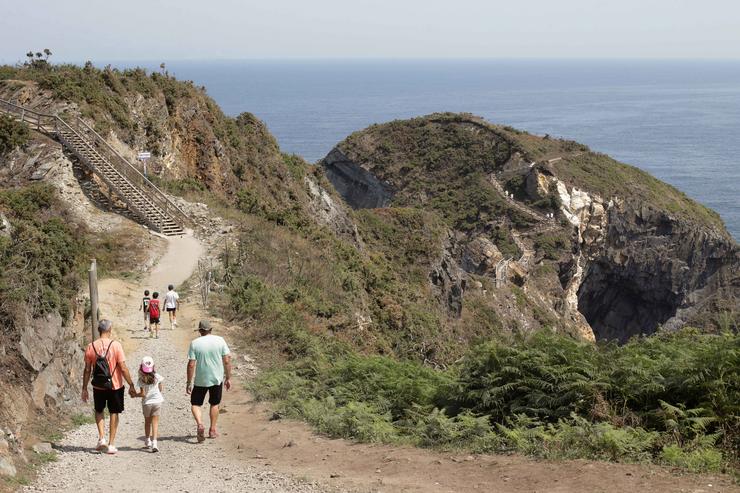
top-left (73, 117), bottom-right (192, 227)
top-left (0, 97), bottom-right (192, 231)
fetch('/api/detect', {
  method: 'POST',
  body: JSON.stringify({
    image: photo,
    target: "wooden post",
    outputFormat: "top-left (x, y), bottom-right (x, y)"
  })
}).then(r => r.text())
top-left (89, 259), bottom-right (99, 342)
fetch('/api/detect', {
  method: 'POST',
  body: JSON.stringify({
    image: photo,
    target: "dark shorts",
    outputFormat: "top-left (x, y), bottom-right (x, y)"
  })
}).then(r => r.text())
top-left (150, 316), bottom-right (160, 324)
top-left (166, 307), bottom-right (176, 313)
top-left (190, 383), bottom-right (223, 406)
top-left (93, 387), bottom-right (125, 414)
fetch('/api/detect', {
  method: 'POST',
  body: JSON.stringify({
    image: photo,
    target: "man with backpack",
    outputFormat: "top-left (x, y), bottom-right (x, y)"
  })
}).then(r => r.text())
top-left (81, 319), bottom-right (136, 454)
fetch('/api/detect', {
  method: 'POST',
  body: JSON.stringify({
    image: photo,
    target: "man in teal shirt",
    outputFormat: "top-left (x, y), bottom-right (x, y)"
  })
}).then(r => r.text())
top-left (186, 320), bottom-right (232, 442)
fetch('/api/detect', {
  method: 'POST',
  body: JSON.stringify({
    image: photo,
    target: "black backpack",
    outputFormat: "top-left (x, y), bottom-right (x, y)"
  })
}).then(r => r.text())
top-left (91, 341), bottom-right (116, 390)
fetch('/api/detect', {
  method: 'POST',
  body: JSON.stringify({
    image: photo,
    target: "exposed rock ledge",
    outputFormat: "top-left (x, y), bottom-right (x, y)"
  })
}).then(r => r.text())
top-left (322, 148), bottom-right (394, 209)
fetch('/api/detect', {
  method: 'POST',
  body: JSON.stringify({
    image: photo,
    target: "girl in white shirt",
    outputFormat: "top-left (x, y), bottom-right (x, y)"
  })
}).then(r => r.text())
top-left (133, 356), bottom-right (164, 452)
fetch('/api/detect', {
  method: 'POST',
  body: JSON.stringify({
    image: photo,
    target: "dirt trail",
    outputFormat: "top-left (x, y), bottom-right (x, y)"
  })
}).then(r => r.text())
top-left (23, 234), bottom-right (739, 493)
top-left (23, 235), bottom-right (325, 493)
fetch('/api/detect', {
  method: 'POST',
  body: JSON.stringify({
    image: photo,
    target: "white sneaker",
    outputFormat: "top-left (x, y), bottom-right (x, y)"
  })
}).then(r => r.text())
top-left (96, 438), bottom-right (107, 452)
top-left (173, 321), bottom-right (177, 327)
top-left (151, 440), bottom-right (158, 452)
top-left (106, 445), bottom-right (118, 455)
top-left (145, 437), bottom-right (152, 449)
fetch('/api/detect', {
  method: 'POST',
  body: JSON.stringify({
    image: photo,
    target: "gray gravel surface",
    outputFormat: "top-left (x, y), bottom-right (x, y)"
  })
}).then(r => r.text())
top-left (24, 236), bottom-right (331, 493)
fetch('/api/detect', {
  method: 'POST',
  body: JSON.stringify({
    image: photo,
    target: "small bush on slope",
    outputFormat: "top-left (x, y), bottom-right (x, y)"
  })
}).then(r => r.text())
top-left (0, 115), bottom-right (30, 157)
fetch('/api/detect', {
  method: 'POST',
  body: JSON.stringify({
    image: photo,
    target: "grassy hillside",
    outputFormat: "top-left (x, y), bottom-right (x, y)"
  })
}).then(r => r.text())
top-left (0, 62), bottom-right (310, 218)
top-left (492, 123), bottom-right (727, 232)
top-left (337, 113), bottom-right (725, 233)
top-left (3, 64), bottom-right (735, 475)
top-left (337, 114), bottom-right (533, 231)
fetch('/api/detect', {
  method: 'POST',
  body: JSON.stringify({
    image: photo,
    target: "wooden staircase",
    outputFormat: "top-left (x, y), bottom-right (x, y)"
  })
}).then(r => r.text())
top-left (0, 98), bottom-right (190, 236)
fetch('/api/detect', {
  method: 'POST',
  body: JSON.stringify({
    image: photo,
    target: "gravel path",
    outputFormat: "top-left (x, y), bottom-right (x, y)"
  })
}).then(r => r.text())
top-left (24, 235), bottom-right (330, 493)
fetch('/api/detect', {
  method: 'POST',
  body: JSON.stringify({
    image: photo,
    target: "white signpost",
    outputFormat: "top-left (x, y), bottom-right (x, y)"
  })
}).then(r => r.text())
top-left (137, 151), bottom-right (151, 176)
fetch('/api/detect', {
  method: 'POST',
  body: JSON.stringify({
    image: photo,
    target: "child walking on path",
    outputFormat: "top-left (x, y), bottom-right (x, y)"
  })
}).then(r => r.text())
top-left (148, 292), bottom-right (161, 339)
top-left (133, 356), bottom-right (164, 452)
top-left (140, 290), bottom-right (151, 332)
top-left (164, 284), bottom-right (179, 329)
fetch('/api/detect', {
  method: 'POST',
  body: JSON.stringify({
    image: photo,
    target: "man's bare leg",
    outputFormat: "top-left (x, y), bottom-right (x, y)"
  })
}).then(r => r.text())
top-left (95, 412), bottom-right (105, 440)
top-left (209, 404), bottom-right (219, 435)
top-left (108, 413), bottom-right (119, 446)
top-left (191, 404), bottom-right (205, 442)
top-left (191, 405), bottom-right (203, 426)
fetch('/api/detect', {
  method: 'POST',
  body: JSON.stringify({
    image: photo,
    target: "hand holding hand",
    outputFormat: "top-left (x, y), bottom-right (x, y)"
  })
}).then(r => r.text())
top-left (128, 387), bottom-right (137, 398)
top-left (81, 388), bottom-right (89, 403)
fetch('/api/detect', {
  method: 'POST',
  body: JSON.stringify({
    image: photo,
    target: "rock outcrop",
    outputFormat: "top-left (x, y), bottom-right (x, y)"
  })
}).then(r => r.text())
top-left (322, 148), bottom-right (394, 209)
top-left (323, 113), bottom-right (739, 342)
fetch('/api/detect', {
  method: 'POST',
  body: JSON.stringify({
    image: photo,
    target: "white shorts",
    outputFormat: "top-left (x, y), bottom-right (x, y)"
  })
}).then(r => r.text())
top-left (142, 402), bottom-right (162, 417)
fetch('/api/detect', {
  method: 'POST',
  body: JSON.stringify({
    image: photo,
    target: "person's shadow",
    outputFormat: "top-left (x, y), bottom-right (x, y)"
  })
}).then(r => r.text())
top-left (137, 434), bottom-right (195, 444)
top-left (55, 444), bottom-right (148, 454)
top-left (159, 435), bottom-right (196, 444)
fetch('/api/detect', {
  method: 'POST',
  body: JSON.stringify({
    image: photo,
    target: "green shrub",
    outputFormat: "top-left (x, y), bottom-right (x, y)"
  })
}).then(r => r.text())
top-left (446, 331), bottom-right (607, 421)
top-left (533, 232), bottom-right (570, 260)
top-left (252, 328), bottom-right (738, 472)
top-left (0, 184), bottom-right (86, 325)
top-left (660, 444), bottom-right (723, 473)
top-left (0, 115), bottom-right (30, 156)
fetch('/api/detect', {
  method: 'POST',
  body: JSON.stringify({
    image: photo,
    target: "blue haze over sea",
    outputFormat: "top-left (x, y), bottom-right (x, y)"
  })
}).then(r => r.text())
top-left (122, 59), bottom-right (739, 239)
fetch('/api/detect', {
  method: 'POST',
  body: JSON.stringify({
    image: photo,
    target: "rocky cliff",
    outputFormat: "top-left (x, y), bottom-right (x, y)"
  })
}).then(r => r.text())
top-left (322, 113), bottom-right (739, 342)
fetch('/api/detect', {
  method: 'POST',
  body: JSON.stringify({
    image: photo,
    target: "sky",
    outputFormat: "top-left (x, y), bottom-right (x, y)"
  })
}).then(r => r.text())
top-left (1, 0), bottom-right (739, 63)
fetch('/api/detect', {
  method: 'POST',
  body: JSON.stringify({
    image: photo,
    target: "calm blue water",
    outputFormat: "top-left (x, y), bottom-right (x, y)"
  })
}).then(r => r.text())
top-left (120, 60), bottom-right (740, 239)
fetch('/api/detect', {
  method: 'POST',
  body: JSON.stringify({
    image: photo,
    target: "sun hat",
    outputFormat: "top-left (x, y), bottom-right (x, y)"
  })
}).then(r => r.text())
top-left (140, 356), bottom-right (155, 373)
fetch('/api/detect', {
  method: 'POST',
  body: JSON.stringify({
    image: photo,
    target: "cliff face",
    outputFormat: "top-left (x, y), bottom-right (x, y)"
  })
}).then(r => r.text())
top-left (322, 113), bottom-right (738, 341)
top-left (323, 148), bottom-right (394, 209)
top-left (579, 200), bottom-right (738, 341)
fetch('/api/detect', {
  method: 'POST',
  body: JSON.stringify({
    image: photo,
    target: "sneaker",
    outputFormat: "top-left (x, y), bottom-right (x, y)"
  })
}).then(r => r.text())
top-left (149, 332), bottom-right (153, 339)
top-left (173, 321), bottom-right (178, 327)
top-left (151, 440), bottom-right (158, 453)
top-left (145, 437), bottom-right (152, 449)
top-left (106, 445), bottom-right (118, 455)
top-left (96, 438), bottom-right (107, 452)
top-left (155, 333), bottom-right (159, 339)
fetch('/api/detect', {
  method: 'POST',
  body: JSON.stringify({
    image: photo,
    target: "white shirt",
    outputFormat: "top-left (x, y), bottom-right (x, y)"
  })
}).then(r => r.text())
top-left (138, 373), bottom-right (164, 405)
top-left (164, 290), bottom-right (179, 309)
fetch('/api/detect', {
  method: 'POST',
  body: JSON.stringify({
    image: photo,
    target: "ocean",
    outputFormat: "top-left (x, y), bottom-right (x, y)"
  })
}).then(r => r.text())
top-left (122, 59), bottom-right (740, 239)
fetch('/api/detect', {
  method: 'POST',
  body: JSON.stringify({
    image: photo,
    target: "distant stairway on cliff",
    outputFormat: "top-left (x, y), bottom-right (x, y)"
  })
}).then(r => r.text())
top-left (0, 98), bottom-right (190, 236)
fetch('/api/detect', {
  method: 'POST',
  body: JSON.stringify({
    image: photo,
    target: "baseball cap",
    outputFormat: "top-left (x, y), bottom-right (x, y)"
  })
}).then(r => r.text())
top-left (196, 320), bottom-right (211, 332)
top-left (140, 356), bottom-right (155, 373)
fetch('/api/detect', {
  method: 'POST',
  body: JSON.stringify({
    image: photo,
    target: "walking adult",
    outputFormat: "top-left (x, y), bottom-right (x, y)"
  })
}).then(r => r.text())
top-left (81, 319), bottom-right (136, 454)
top-left (164, 284), bottom-right (179, 329)
top-left (186, 320), bottom-right (231, 442)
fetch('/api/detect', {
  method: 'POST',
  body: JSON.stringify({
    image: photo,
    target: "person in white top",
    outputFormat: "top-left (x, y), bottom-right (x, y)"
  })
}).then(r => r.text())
top-left (132, 356), bottom-right (165, 452)
top-left (164, 284), bottom-right (179, 329)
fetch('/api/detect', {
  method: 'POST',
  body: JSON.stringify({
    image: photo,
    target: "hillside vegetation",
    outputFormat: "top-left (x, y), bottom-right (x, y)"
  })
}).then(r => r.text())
top-left (339, 113), bottom-right (725, 232)
top-left (2, 62), bottom-right (736, 476)
top-left (252, 328), bottom-right (739, 473)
